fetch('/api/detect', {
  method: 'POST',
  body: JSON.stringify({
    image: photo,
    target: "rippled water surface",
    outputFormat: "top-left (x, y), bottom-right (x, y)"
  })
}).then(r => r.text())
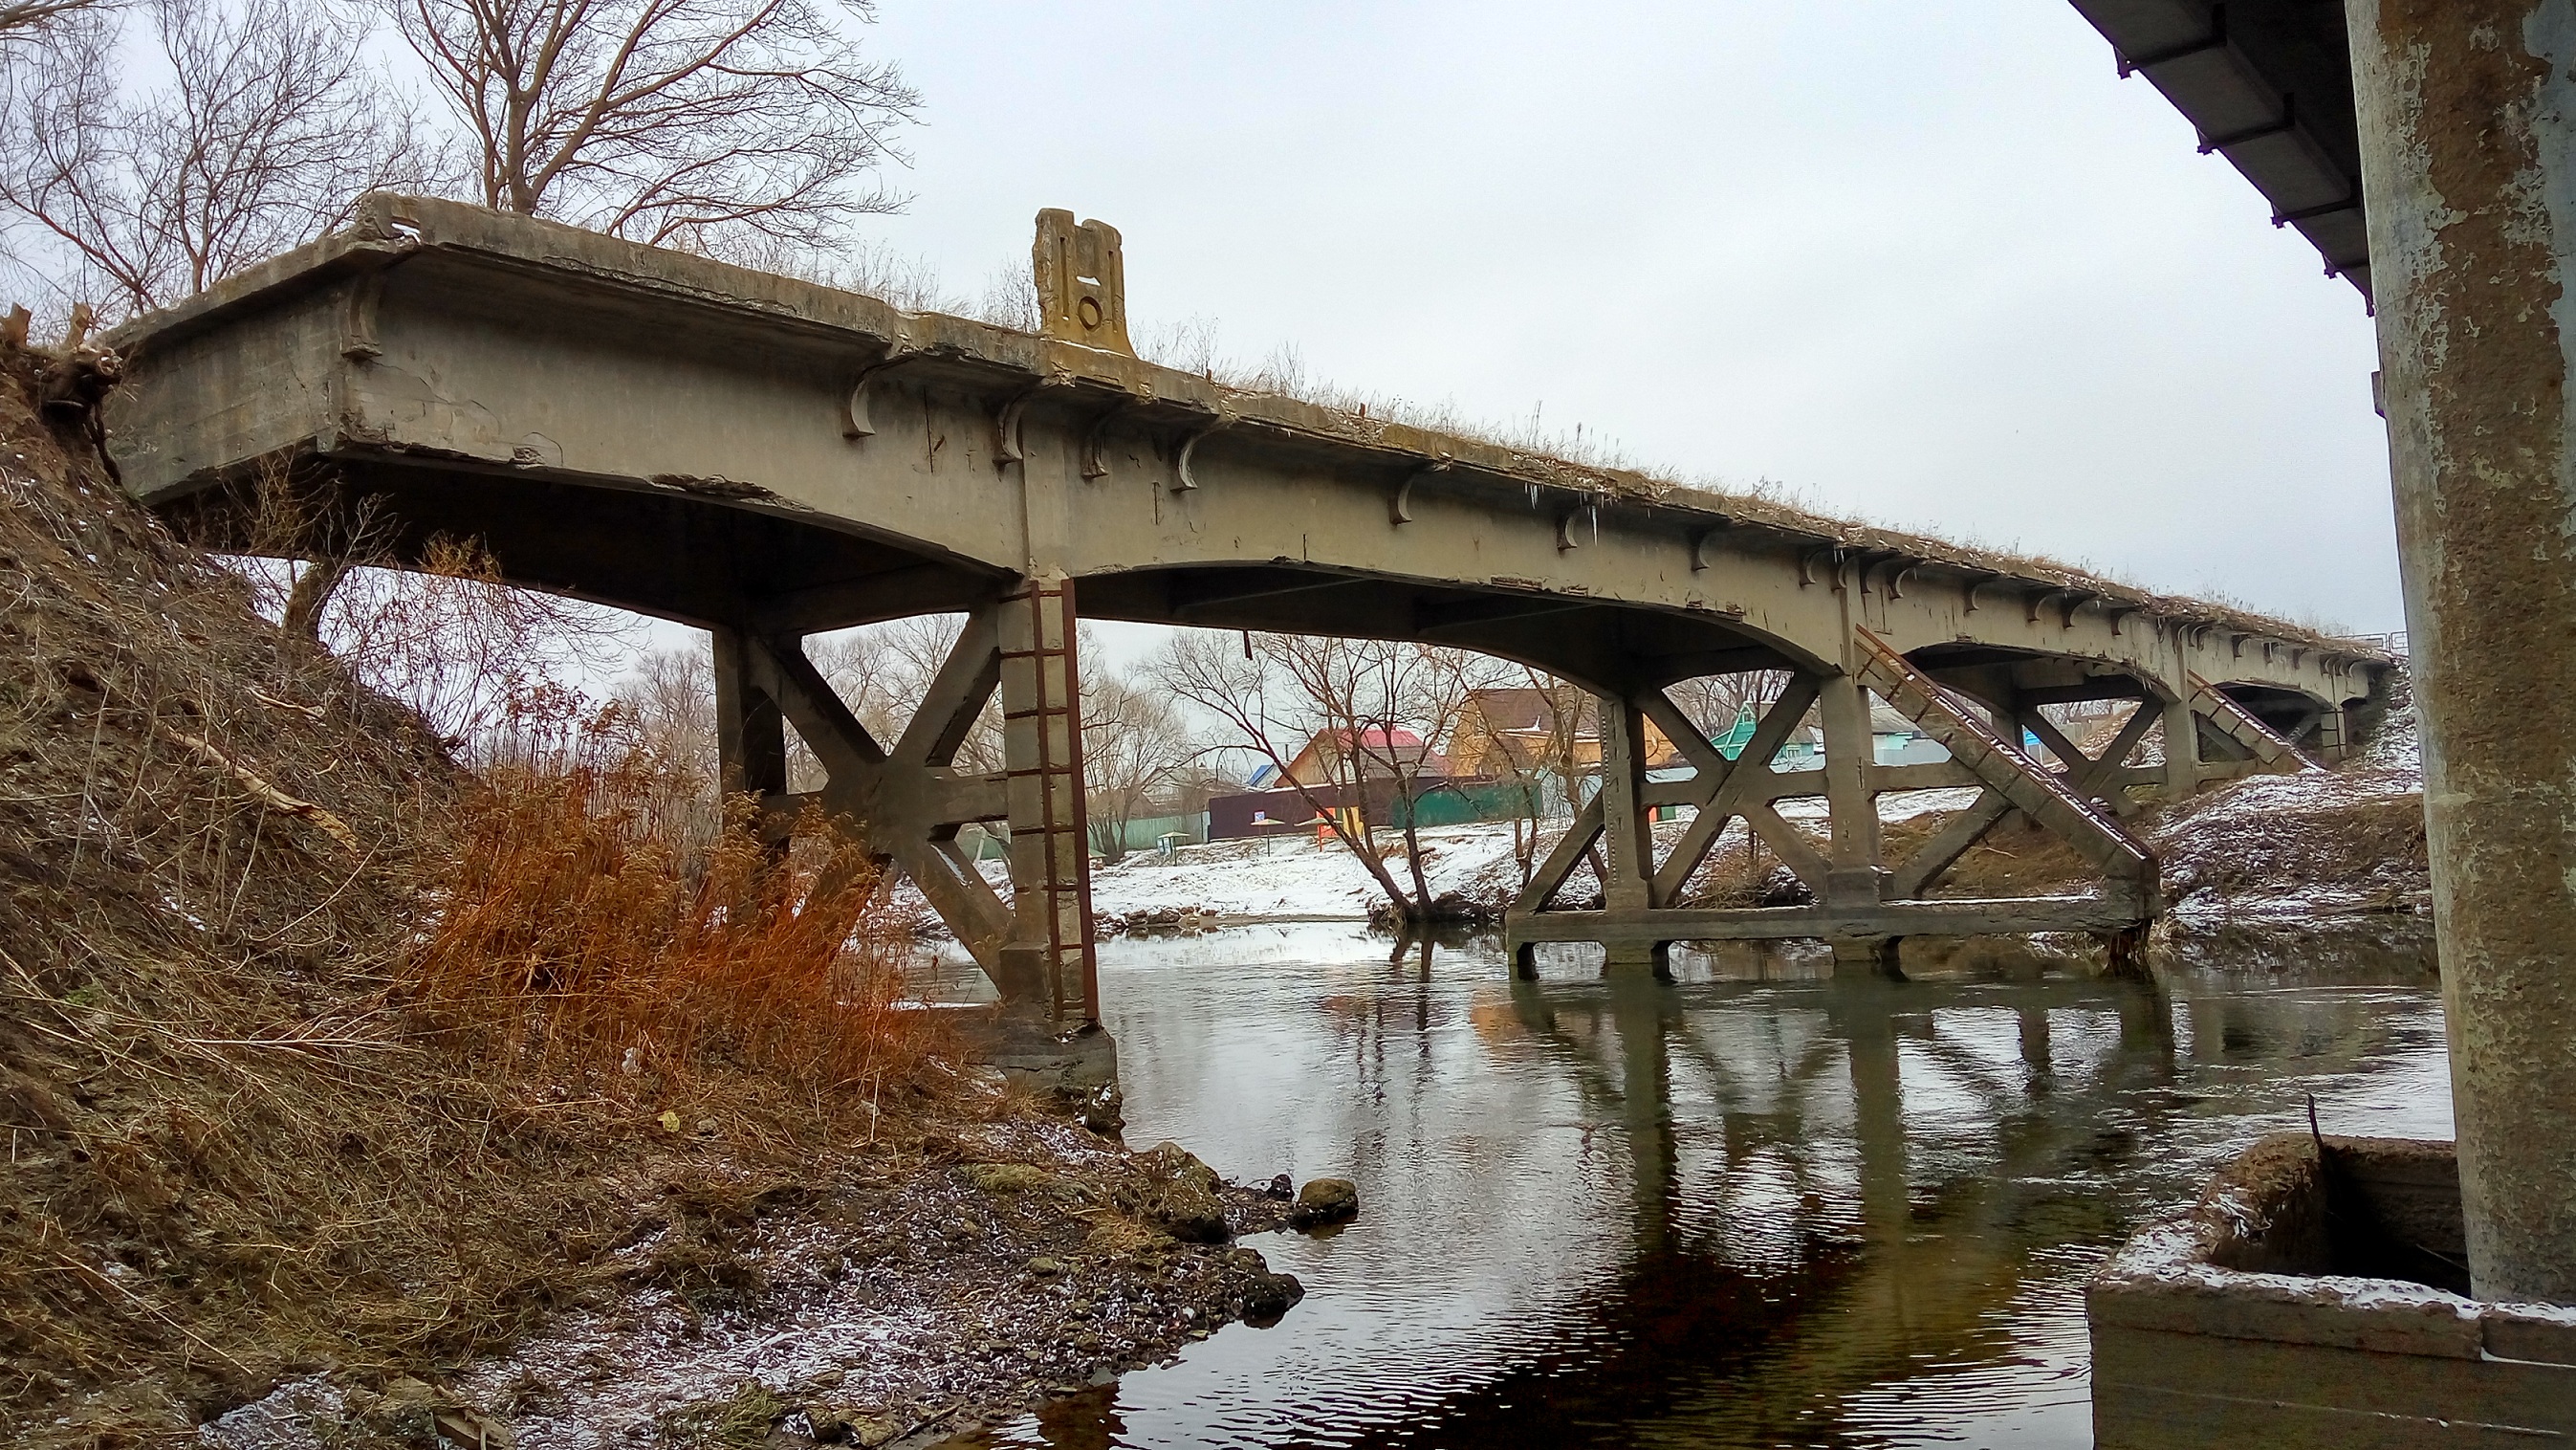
top-left (949, 926), bottom-right (2449, 1449)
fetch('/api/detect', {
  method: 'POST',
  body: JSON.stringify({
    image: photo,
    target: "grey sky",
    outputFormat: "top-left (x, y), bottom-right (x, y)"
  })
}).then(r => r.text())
top-left (851, 0), bottom-right (2395, 636)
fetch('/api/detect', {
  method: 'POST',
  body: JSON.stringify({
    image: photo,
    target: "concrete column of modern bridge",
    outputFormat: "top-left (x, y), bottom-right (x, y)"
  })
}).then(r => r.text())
top-left (101, 193), bottom-right (2390, 1013)
top-left (2346, 0), bottom-right (2576, 1308)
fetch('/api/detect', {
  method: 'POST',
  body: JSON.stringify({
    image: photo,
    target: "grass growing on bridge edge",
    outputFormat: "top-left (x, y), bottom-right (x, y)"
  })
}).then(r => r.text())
top-left (0, 339), bottom-right (963, 1446)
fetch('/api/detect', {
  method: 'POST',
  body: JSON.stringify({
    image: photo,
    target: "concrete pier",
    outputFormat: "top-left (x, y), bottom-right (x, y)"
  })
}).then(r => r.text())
top-left (2349, 0), bottom-right (2576, 1305)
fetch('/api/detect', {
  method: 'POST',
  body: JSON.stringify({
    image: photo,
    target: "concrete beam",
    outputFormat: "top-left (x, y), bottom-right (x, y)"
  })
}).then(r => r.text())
top-left (1506, 893), bottom-right (2151, 946)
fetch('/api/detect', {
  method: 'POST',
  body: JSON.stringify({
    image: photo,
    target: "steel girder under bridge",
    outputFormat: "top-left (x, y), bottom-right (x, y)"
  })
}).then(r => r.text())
top-left (101, 195), bottom-right (2392, 1016)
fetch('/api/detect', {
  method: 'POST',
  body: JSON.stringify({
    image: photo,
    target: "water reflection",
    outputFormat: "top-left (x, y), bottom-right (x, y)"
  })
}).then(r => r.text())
top-left (949, 925), bottom-right (2448, 1449)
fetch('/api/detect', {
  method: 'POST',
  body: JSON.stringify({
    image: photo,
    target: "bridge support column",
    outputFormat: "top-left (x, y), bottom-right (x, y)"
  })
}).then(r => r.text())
top-left (2158, 680), bottom-right (2200, 802)
top-left (2311, 705), bottom-right (2350, 764)
top-left (711, 626), bottom-right (789, 835)
top-left (1821, 671), bottom-right (1899, 978)
top-left (2352, 0), bottom-right (2576, 1305)
top-left (1596, 692), bottom-right (1670, 978)
top-left (994, 574), bottom-right (1102, 1026)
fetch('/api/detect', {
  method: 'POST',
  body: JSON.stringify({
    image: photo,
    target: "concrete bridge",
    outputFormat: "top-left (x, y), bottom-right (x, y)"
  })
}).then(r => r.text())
top-left (101, 194), bottom-right (2391, 1022)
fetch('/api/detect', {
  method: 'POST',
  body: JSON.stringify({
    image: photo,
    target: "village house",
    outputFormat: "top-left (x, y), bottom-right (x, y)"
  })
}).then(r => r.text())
top-left (1445, 687), bottom-right (1685, 779)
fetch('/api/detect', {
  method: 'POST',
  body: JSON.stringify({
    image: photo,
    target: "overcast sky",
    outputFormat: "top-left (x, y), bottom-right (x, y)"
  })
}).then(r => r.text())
top-left (846, 0), bottom-right (2396, 638)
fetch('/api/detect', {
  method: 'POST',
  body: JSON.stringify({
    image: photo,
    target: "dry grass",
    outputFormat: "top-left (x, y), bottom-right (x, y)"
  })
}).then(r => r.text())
top-left (1879, 811), bottom-right (2094, 900)
top-left (0, 340), bottom-right (957, 1446)
top-left (2147, 770), bottom-right (2428, 909)
top-left (405, 731), bottom-right (948, 1108)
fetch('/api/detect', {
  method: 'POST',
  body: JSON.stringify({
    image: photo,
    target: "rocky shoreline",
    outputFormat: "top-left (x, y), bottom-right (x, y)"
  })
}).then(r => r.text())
top-left (195, 1103), bottom-right (1342, 1450)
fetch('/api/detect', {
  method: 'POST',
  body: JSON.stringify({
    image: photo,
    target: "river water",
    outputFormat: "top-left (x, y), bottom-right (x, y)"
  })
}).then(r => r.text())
top-left (947, 922), bottom-right (2448, 1449)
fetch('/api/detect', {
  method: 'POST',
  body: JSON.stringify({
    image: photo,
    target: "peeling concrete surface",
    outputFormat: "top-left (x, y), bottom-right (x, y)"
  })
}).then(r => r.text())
top-left (2351, 0), bottom-right (2576, 1305)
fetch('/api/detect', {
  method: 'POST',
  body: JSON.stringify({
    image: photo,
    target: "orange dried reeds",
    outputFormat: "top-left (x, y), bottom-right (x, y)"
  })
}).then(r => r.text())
top-left (404, 729), bottom-right (941, 1103)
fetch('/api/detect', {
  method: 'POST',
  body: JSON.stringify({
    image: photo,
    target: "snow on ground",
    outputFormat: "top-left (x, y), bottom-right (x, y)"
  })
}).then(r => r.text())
top-left (2146, 692), bottom-right (2428, 920)
top-left (1089, 825), bottom-right (1526, 920)
top-left (888, 783), bottom-right (1997, 931)
top-left (1072, 786), bottom-right (1984, 926)
top-left (890, 702), bottom-right (2430, 932)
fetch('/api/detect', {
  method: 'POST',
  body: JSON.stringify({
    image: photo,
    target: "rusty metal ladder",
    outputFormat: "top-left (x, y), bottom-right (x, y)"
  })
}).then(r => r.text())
top-left (1854, 627), bottom-right (2156, 889)
top-left (2187, 672), bottom-right (2324, 773)
top-left (998, 577), bottom-right (1102, 1026)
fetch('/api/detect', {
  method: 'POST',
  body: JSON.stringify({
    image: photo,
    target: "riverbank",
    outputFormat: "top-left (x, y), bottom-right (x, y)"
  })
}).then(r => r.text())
top-left (198, 1109), bottom-right (1312, 1450)
top-left (0, 341), bottom-right (1318, 1450)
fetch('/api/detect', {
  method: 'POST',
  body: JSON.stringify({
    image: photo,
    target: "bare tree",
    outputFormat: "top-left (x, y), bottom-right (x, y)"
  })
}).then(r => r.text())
top-left (601, 642), bottom-right (728, 849)
top-left (0, 0), bottom-right (434, 319)
top-left (1082, 667), bottom-right (1189, 862)
top-left (1667, 670), bottom-right (1793, 746)
top-left (382, 0), bottom-right (917, 258)
top-left (1452, 667), bottom-right (1597, 890)
top-left (1151, 629), bottom-right (1489, 924)
top-left (1296, 637), bottom-right (1502, 913)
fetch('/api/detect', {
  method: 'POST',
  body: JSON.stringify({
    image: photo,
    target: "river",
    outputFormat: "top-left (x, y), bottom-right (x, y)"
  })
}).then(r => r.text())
top-left (944, 921), bottom-right (2448, 1449)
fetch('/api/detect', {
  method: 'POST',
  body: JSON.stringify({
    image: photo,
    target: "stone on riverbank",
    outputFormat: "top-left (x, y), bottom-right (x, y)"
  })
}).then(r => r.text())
top-left (1134, 1142), bottom-right (1231, 1243)
top-left (1287, 1177), bottom-right (1360, 1229)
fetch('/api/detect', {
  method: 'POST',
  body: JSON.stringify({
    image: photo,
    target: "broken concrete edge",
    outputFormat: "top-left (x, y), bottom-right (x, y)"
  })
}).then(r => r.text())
top-left (2090, 1131), bottom-right (2576, 1366)
top-left (96, 192), bottom-right (2387, 669)
top-left (962, 1007), bottom-right (1123, 1132)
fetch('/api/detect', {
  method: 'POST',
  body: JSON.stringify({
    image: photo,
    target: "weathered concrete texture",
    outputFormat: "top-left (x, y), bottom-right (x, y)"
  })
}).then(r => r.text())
top-left (2349, 0), bottom-right (2576, 1305)
top-left (2090, 1133), bottom-right (2576, 1447)
top-left (971, 1012), bottom-right (1121, 1132)
top-left (993, 575), bottom-right (1100, 1024)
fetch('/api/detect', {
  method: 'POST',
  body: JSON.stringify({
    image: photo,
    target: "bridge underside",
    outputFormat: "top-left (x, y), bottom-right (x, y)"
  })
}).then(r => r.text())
top-left (106, 195), bottom-right (2391, 1017)
top-left (164, 450), bottom-right (2343, 999)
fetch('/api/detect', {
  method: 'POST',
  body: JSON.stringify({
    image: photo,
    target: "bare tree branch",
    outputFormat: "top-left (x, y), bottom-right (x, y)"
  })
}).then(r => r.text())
top-left (1082, 665), bottom-right (1190, 862)
top-left (0, 0), bottom-right (441, 319)
top-left (383, 0), bottom-right (917, 261)
top-left (1148, 629), bottom-right (1489, 921)
top-left (0, 0), bottom-right (107, 38)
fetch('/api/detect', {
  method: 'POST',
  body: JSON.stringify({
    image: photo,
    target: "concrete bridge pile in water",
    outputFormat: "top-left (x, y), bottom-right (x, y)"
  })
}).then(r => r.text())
top-left (101, 194), bottom-right (2392, 1024)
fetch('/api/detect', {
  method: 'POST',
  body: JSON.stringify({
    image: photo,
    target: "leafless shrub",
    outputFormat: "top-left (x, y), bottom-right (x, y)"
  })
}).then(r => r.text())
top-left (1084, 665), bottom-right (1190, 861)
top-left (407, 711), bottom-right (937, 1095)
top-left (1149, 628), bottom-right (1504, 921)
top-left (220, 475), bottom-right (636, 747)
top-left (604, 642), bottom-right (725, 850)
top-left (0, 0), bottom-right (439, 321)
top-left (384, 0), bottom-right (918, 259)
